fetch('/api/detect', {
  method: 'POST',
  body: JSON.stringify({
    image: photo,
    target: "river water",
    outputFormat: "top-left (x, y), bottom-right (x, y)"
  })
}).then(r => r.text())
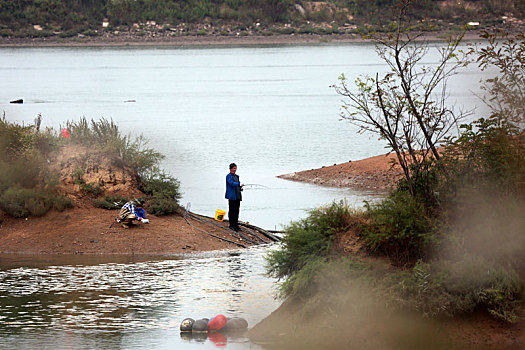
top-left (0, 42), bottom-right (491, 229)
top-left (0, 247), bottom-right (277, 349)
top-left (0, 42), bottom-right (493, 349)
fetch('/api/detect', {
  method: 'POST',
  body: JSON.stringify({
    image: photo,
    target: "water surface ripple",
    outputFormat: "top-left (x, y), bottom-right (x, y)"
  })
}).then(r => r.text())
top-left (0, 247), bottom-right (277, 349)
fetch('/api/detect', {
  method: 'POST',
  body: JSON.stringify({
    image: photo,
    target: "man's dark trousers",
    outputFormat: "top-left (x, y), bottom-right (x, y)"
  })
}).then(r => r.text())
top-left (228, 199), bottom-right (240, 230)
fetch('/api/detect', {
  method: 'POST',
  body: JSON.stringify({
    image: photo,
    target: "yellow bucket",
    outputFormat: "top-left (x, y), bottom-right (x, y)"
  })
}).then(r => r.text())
top-left (215, 209), bottom-right (226, 222)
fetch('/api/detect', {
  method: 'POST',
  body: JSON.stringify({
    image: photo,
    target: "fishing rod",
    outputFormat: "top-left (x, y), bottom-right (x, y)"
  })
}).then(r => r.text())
top-left (242, 183), bottom-right (269, 189)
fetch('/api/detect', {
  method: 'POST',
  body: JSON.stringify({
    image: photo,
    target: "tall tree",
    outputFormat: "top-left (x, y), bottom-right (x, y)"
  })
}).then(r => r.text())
top-left (333, 0), bottom-right (468, 197)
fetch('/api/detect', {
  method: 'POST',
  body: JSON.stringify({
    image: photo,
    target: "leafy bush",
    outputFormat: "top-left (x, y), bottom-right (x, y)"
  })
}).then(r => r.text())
top-left (140, 169), bottom-right (181, 200)
top-left (275, 254), bottom-right (523, 323)
top-left (0, 187), bottom-right (72, 217)
top-left (53, 195), bottom-right (74, 212)
top-left (385, 257), bottom-right (523, 323)
top-left (140, 169), bottom-right (182, 216)
top-left (361, 190), bottom-right (435, 264)
top-left (0, 118), bottom-right (68, 217)
top-left (78, 181), bottom-right (103, 195)
top-left (305, 200), bottom-right (355, 237)
top-left (93, 195), bottom-right (129, 210)
top-left (440, 117), bottom-right (525, 198)
top-left (0, 117), bottom-right (59, 191)
top-left (65, 117), bottom-right (164, 175)
top-left (266, 222), bottom-right (331, 282)
top-left (147, 197), bottom-right (180, 216)
top-left (278, 257), bottom-right (328, 298)
top-left (267, 200), bottom-right (361, 296)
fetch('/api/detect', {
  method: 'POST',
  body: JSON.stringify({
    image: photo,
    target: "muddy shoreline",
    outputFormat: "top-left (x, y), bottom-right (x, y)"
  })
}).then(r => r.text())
top-left (0, 207), bottom-right (271, 255)
top-left (278, 152), bottom-right (404, 191)
top-left (0, 31), bottom-right (490, 48)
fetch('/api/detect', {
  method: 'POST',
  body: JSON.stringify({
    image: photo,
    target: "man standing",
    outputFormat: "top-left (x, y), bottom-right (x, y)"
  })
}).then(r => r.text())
top-left (225, 163), bottom-right (244, 231)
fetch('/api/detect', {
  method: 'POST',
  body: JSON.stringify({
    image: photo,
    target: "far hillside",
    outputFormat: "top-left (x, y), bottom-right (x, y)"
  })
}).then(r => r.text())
top-left (0, 0), bottom-right (524, 39)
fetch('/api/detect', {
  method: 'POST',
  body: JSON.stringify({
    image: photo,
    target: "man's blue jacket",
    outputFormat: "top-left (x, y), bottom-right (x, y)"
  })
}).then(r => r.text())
top-left (225, 173), bottom-right (241, 200)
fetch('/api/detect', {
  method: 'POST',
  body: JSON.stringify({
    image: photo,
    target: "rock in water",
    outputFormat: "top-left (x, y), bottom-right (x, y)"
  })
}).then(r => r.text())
top-left (208, 314), bottom-right (227, 331)
top-left (10, 99), bottom-right (23, 104)
top-left (180, 318), bottom-right (194, 332)
top-left (192, 319), bottom-right (208, 333)
top-left (224, 317), bottom-right (248, 330)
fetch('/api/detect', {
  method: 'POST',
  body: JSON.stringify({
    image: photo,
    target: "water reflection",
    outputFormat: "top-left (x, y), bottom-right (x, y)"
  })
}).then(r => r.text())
top-left (0, 247), bottom-right (278, 349)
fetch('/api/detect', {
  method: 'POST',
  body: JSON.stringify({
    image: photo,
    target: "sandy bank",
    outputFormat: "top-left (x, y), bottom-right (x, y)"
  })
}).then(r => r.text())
top-left (278, 152), bottom-right (403, 191)
top-left (0, 207), bottom-right (272, 255)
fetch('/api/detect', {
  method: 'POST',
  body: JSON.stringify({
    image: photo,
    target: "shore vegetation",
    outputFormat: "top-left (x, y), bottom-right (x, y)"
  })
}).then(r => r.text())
top-left (0, 116), bottom-right (182, 219)
top-left (267, 1), bottom-right (525, 326)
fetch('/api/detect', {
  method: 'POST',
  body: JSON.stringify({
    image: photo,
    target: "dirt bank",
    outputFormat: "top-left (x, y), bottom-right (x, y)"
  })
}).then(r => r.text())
top-left (0, 143), bottom-right (273, 255)
top-left (0, 207), bottom-right (270, 255)
top-left (278, 152), bottom-right (403, 191)
top-left (249, 295), bottom-right (525, 350)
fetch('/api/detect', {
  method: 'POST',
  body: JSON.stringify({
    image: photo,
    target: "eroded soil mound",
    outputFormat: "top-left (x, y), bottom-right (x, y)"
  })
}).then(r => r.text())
top-left (52, 144), bottom-right (140, 203)
top-left (0, 144), bottom-right (270, 254)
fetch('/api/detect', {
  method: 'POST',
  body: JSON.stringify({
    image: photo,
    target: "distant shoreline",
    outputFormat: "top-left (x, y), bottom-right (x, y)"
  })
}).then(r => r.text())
top-left (0, 31), bottom-right (489, 48)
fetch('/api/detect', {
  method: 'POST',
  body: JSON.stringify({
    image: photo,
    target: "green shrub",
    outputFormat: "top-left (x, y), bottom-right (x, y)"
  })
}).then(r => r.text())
top-left (59, 30), bottom-right (79, 38)
top-left (140, 169), bottom-right (181, 201)
top-left (53, 195), bottom-right (73, 212)
top-left (384, 257), bottom-right (523, 323)
top-left (82, 29), bottom-right (98, 36)
top-left (305, 200), bottom-right (354, 236)
top-left (266, 200), bottom-right (361, 296)
top-left (0, 29), bottom-right (12, 37)
top-left (272, 27), bottom-right (295, 34)
top-left (440, 117), bottom-right (525, 199)
top-left (266, 223), bottom-right (331, 281)
top-left (79, 182), bottom-right (102, 195)
top-left (0, 188), bottom-right (30, 217)
top-left (0, 187), bottom-right (72, 217)
top-left (361, 190), bottom-right (435, 263)
top-left (93, 195), bottom-right (129, 210)
top-left (147, 197), bottom-right (180, 216)
top-left (0, 117), bottom-right (59, 190)
top-left (25, 196), bottom-right (52, 216)
top-left (65, 117), bottom-right (164, 175)
top-left (278, 257), bottom-right (327, 297)
top-left (140, 169), bottom-right (182, 216)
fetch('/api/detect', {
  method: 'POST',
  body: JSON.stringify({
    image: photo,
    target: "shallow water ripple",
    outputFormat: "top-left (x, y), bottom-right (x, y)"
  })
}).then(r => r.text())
top-left (0, 247), bottom-right (278, 349)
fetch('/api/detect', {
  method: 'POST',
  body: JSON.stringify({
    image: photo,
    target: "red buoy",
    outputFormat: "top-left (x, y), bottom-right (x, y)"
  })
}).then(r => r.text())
top-left (207, 314), bottom-right (227, 332)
